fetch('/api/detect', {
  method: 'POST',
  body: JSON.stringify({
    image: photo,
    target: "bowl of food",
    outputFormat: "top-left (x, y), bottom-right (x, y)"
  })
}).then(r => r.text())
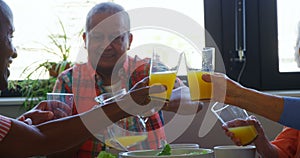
top-left (119, 144), bottom-right (213, 158)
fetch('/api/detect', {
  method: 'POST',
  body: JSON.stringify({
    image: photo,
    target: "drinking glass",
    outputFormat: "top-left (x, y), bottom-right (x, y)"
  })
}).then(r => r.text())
top-left (46, 93), bottom-right (74, 119)
top-left (185, 47), bottom-right (215, 101)
top-left (105, 117), bottom-right (148, 151)
top-left (149, 49), bottom-right (183, 102)
top-left (211, 102), bottom-right (258, 145)
top-left (95, 89), bottom-right (148, 151)
top-left (94, 88), bottom-right (127, 105)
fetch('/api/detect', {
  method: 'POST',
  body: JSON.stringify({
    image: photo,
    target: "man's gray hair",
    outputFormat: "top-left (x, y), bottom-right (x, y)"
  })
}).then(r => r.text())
top-left (85, 2), bottom-right (130, 32)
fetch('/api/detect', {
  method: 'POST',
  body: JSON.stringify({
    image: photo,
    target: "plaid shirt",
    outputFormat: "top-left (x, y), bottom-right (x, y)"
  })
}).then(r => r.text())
top-left (53, 55), bottom-right (166, 158)
top-left (0, 115), bottom-right (11, 142)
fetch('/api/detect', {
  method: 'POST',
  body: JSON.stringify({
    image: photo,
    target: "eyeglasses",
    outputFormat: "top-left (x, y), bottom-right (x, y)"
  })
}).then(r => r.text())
top-left (88, 32), bottom-right (128, 45)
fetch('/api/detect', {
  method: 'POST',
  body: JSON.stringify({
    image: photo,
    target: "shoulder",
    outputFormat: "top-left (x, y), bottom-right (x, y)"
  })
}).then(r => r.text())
top-left (56, 65), bottom-right (78, 85)
top-left (57, 66), bottom-right (74, 78)
top-left (0, 115), bottom-right (12, 141)
top-left (128, 55), bottom-right (151, 64)
top-left (57, 63), bottom-right (91, 79)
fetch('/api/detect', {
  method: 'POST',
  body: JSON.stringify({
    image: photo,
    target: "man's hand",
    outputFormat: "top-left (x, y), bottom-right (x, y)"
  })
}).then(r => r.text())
top-left (117, 77), bottom-right (167, 117)
top-left (164, 86), bottom-right (203, 115)
top-left (18, 101), bottom-right (54, 125)
top-left (121, 77), bottom-right (202, 116)
top-left (18, 100), bottom-right (73, 125)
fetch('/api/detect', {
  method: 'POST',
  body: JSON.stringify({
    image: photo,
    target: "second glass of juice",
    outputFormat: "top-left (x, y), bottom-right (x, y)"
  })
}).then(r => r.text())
top-left (185, 47), bottom-right (215, 101)
top-left (149, 48), bottom-right (182, 101)
top-left (211, 102), bottom-right (258, 145)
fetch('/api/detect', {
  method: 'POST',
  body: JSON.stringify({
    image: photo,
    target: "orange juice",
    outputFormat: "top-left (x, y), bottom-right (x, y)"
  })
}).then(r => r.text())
top-left (187, 70), bottom-right (212, 101)
top-left (228, 125), bottom-right (258, 145)
top-left (149, 71), bottom-right (177, 101)
top-left (105, 135), bottom-right (148, 148)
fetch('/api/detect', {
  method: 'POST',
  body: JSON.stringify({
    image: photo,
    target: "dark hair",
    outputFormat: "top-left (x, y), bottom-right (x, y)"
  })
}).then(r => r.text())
top-left (85, 2), bottom-right (130, 32)
top-left (0, 0), bottom-right (13, 39)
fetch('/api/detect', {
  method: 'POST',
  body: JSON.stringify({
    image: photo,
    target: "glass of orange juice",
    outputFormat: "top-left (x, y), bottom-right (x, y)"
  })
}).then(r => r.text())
top-left (211, 102), bottom-right (258, 145)
top-left (95, 89), bottom-right (148, 151)
top-left (105, 117), bottom-right (148, 151)
top-left (149, 48), bottom-right (183, 102)
top-left (185, 47), bottom-right (215, 101)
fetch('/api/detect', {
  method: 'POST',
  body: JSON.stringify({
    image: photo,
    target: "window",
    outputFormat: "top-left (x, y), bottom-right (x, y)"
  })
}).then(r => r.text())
top-left (7, 0), bottom-right (97, 80)
top-left (259, 0), bottom-right (300, 90)
top-left (277, 0), bottom-right (300, 72)
top-left (6, 0), bottom-right (204, 80)
top-left (206, 0), bottom-right (300, 90)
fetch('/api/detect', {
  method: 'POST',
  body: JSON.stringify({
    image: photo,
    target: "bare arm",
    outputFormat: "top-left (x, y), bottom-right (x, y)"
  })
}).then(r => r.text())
top-left (0, 103), bottom-right (126, 157)
top-left (249, 116), bottom-right (278, 158)
top-left (235, 87), bottom-right (283, 122)
top-left (0, 115), bottom-right (89, 157)
top-left (164, 86), bottom-right (203, 115)
top-left (0, 80), bottom-right (165, 157)
top-left (254, 134), bottom-right (279, 158)
top-left (202, 73), bottom-right (284, 122)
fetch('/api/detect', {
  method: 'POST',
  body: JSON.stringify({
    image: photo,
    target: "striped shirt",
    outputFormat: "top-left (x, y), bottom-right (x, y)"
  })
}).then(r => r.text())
top-left (0, 115), bottom-right (12, 141)
top-left (53, 55), bottom-right (166, 158)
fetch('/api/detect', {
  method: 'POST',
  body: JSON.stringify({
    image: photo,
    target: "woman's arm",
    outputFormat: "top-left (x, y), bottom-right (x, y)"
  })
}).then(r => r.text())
top-left (202, 73), bottom-right (284, 122)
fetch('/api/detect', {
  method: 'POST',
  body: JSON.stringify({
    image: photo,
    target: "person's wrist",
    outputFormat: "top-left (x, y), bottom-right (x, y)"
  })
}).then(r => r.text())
top-left (230, 86), bottom-right (252, 108)
top-left (101, 101), bottom-right (130, 123)
top-left (115, 100), bottom-right (131, 119)
top-left (253, 131), bottom-right (268, 146)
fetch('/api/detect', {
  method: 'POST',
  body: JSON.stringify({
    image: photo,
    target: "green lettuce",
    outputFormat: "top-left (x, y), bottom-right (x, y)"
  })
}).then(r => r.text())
top-left (97, 151), bottom-right (117, 158)
top-left (157, 144), bottom-right (171, 156)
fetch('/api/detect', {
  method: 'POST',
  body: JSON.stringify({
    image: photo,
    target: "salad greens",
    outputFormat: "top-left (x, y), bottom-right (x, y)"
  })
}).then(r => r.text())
top-left (157, 144), bottom-right (209, 156)
top-left (97, 151), bottom-right (117, 158)
top-left (187, 150), bottom-right (208, 155)
top-left (157, 144), bottom-right (172, 156)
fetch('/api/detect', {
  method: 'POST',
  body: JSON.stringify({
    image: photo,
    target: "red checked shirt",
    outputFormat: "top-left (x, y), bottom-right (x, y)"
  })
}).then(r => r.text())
top-left (53, 55), bottom-right (166, 158)
top-left (0, 115), bottom-right (12, 142)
